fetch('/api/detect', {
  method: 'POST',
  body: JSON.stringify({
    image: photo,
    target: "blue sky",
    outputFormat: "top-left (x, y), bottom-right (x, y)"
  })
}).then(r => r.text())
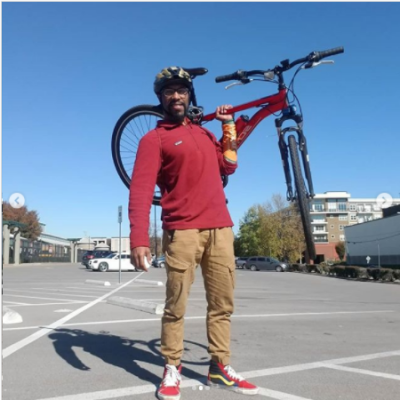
top-left (3, 2), bottom-right (400, 240)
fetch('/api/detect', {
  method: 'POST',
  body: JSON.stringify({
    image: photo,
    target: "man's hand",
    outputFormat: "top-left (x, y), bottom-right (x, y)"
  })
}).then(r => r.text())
top-left (215, 105), bottom-right (234, 122)
top-left (131, 247), bottom-right (151, 272)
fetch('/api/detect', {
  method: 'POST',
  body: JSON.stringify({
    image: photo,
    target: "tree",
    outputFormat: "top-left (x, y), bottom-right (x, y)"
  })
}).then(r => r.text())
top-left (258, 194), bottom-right (305, 263)
top-left (234, 206), bottom-right (262, 256)
top-left (335, 241), bottom-right (346, 261)
top-left (235, 194), bottom-right (305, 263)
top-left (2, 202), bottom-right (42, 240)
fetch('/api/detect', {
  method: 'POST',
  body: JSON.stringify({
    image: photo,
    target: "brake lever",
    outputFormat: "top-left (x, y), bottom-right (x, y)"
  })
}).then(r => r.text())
top-left (225, 79), bottom-right (253, 90)
top-left (302, 60), bottom-right (335, 69)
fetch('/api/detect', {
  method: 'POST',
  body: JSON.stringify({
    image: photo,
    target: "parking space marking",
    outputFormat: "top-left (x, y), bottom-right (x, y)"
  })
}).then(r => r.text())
top-left (3, 310), bottom-right (394, 332)
top-left (320, 363), bottom-right (400, 381)
top-left (6, 288), bottom-right (99, 299)
top-left (9, 301), bottom-right (90, 308)
top-left (35, 349), bottom-right (400, 400)
top-left (3, 294), bottom-right (90, 302)
top-left (258, 387), bottom-right (314, 399)
top-left (3, 273), bottom-right (145, 359)
top-left (3, 300), bottom-right (30, 305)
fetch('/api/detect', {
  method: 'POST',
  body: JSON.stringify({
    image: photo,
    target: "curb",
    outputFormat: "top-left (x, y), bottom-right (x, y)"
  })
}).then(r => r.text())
top-left (3, 307), bottom-right (23, 324)
top-left (85, 279), bottom-right (111, 287)
top-left (107, 296), bottom-right (165, 315)
top-left (134, 279), bottom-right (164, 286)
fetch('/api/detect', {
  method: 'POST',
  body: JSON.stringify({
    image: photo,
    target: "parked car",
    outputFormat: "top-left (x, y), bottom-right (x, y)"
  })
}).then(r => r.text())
top-left (152, 255), bottom-right (166, 268)
top-left (235, 257), bottom-right (248, 269)
top-left (89, 253), bottom-right (136, 272)
top-left (82, 251), bottom-right (95, 268)
top-left (82, 250), bottom-right (115, 269)
top-left (244, 256), bottom-right (288, 272)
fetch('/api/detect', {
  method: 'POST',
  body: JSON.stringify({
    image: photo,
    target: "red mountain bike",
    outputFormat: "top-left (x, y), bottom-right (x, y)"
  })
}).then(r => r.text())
top-left (111, 47), bottom-right (344, 261)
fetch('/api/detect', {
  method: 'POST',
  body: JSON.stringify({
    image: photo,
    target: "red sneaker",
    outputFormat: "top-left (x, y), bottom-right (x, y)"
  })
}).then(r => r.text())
top-left (207, 360), bottom-right (258, 395)
top-left (157, 364), bottom-right (182, 400)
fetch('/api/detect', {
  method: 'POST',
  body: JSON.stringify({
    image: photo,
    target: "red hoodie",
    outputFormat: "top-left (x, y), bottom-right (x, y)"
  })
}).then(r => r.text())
top-left (128, 119), bottom-right (237, 249)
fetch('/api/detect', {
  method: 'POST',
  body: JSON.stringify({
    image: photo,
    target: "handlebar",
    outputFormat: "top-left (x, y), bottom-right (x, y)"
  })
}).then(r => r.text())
top-left (215, 46), bottom-right (344, 83)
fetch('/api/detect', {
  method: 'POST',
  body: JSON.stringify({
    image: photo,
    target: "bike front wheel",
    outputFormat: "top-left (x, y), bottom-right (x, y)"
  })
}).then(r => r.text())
top-left (288, 135), bottom-right (316, 261)
top-left (111, 105), bottom-right (163, 205)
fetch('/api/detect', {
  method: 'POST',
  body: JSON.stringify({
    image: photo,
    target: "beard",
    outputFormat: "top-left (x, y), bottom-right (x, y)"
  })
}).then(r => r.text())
top-left (162, 101), bottom-right (188, 123)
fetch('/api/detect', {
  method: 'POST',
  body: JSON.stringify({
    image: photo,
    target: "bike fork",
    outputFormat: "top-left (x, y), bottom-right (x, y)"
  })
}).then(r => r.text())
top-left (275, 112), bottom-right (315, 200)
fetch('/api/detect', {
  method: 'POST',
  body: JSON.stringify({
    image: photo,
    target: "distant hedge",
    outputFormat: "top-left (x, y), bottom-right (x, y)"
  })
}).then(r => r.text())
top-left (288, 264), bottom-right (400, 283)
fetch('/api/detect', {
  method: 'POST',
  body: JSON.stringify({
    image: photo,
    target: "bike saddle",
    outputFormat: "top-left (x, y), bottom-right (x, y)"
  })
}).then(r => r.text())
top-left (183, 67), bottom-right (208, 77)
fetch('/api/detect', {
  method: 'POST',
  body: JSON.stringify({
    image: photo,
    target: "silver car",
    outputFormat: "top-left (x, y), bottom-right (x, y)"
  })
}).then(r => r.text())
top-left (244, 256), bottom-right (287, 272)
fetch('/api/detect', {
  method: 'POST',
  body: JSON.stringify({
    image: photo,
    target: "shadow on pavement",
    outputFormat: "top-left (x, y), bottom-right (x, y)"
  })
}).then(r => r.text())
top-left (48, 329), bottom-right (208, 385)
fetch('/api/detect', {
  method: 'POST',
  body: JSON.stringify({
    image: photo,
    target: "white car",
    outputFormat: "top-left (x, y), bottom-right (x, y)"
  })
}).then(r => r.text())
top-left (89, 253), bottom-right (136, 272)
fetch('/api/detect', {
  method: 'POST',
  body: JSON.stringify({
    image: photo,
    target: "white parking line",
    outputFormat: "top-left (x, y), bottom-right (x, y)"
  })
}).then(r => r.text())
top-left (320, 363), bottom-right (400, 381)
top-left (5, 289), bottom-right (99, 299)
top-left (258, 388), bottom-right (314, 400)
top-left (2, 273), bottom-right (145, 359)
top-left (35, 349), bottom-right (400, 400)
top-left (3, 301), bottom-right (30, 305)
top-left (9, 301), bottom-right (89, 308)
top-left (3, 294), bottom-right (89, 302)
top-left (2, 310), bottom-right (394, 332)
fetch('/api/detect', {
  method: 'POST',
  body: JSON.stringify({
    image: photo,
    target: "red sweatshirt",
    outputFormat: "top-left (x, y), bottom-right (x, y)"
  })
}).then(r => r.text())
top-left (128, 118), bottom-right (237, 249)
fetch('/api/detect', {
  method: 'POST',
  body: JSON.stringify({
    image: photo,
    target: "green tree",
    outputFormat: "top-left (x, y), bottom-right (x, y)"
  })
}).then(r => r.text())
top-left (2, 202), bottom-right (42, 240)
top-left (236, 194), bottom-right (305, 263)
top-left (335, 241), bottom-right (346, 261)
top-left (235, 206), bottom-right (261, 256)
top-left (258, 194), bottom-right (305, 262)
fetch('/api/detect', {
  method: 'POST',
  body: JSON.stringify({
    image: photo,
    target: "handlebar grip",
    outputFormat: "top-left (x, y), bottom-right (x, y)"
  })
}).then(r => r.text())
top-left (215, 72), bottom-right (240, 83)
top-left (314, 47), bottom-right (344, 61)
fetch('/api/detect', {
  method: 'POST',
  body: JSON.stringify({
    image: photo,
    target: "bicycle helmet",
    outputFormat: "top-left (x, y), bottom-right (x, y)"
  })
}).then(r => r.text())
top-left (154, 66), bottom-right (192, 95)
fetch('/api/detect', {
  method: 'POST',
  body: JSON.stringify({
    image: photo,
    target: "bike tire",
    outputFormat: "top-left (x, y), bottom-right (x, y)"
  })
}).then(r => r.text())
top-left (288, 135), bottom-right (316, 261)
top-left (111, 105), bottom-right (163, 205)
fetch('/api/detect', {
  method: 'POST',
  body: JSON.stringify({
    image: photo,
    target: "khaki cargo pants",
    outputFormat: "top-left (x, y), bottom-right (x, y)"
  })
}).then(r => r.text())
top-left (161, 227), bottom-right (236, 366)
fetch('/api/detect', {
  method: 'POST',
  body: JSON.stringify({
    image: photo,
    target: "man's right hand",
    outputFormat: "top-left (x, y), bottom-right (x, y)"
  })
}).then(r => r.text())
top-left (131, 247), bottom-right (151, 272)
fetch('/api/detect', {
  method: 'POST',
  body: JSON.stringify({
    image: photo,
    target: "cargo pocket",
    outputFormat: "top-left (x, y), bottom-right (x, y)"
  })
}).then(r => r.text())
top-left (164, 229), bottom-right (198, 271)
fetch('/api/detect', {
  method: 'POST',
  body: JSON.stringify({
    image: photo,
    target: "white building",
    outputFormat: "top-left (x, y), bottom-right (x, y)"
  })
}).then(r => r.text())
top-left (310, 191), bottom-right (400, 263)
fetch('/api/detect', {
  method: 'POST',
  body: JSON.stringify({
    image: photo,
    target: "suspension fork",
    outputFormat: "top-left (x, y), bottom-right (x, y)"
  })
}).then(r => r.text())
top-left (275, 111), bottom-right (315, 200)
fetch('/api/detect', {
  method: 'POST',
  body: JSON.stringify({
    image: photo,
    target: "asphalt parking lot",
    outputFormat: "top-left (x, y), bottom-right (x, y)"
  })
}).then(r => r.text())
top-left (2, 262), bottom-right (400, 400)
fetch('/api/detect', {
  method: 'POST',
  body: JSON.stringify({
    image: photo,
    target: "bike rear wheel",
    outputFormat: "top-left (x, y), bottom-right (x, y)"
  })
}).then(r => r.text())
top-left (111, 105), bottom-right (163, 205)
top-left (288, 135), bottom-right (316, 261)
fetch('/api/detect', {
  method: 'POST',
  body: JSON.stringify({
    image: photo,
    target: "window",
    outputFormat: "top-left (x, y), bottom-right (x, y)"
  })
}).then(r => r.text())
top-left (338, 203), bottom-right (347, 211)
top-left (315, 226), bottom-right (326, 232)
top-left (257, 257), bottom-right (265, 262)
top-left (339, 225), bottom-right (344, 230)
top-left (340, 235), bottom-right (345, 242)
top-left (331, 235), bottom-right (335, 239)
top-left (314, 203), bottom-right (324, 211)
top-left (349, 204), bottom-right (356, 211)
top-left (330, 225), bottom-right (334, 228)
top-left (350, 215), bottom-right (357, 221)
top-left (339, 215), bottom-right (348, 221)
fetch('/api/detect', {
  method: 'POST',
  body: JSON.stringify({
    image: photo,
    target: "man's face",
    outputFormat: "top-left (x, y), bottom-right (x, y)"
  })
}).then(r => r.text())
top-left (160, 84), bottom-right (190, 123)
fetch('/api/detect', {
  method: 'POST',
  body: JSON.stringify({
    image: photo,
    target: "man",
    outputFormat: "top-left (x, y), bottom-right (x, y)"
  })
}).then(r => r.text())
top-left (129, 67), bottom-right (258, 399)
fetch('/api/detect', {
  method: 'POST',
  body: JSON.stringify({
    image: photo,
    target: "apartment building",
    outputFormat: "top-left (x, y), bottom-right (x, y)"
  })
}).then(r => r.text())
top-left (310, 191), bottom-right (400, 262)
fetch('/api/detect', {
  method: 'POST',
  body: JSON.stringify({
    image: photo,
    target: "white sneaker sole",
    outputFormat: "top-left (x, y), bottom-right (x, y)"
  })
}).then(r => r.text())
top-left (157, 391), bottom-right (180, 400)
top-left (207, 380), bottom-right (259, 395)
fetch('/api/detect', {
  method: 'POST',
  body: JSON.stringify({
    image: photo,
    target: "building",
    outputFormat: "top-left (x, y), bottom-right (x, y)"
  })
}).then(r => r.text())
top-left (111, 237), bottom-right (130, 253)
top-left (310, 191), bottom-right (400, 263)
top-left (345, 207), bottom-right (400, 267)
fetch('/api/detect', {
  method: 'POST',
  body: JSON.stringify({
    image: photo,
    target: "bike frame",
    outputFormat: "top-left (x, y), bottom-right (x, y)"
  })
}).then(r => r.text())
top-left (201, 88), bottom-right (288, 149)
top-left (192, 85), bottom-right (315, 201)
